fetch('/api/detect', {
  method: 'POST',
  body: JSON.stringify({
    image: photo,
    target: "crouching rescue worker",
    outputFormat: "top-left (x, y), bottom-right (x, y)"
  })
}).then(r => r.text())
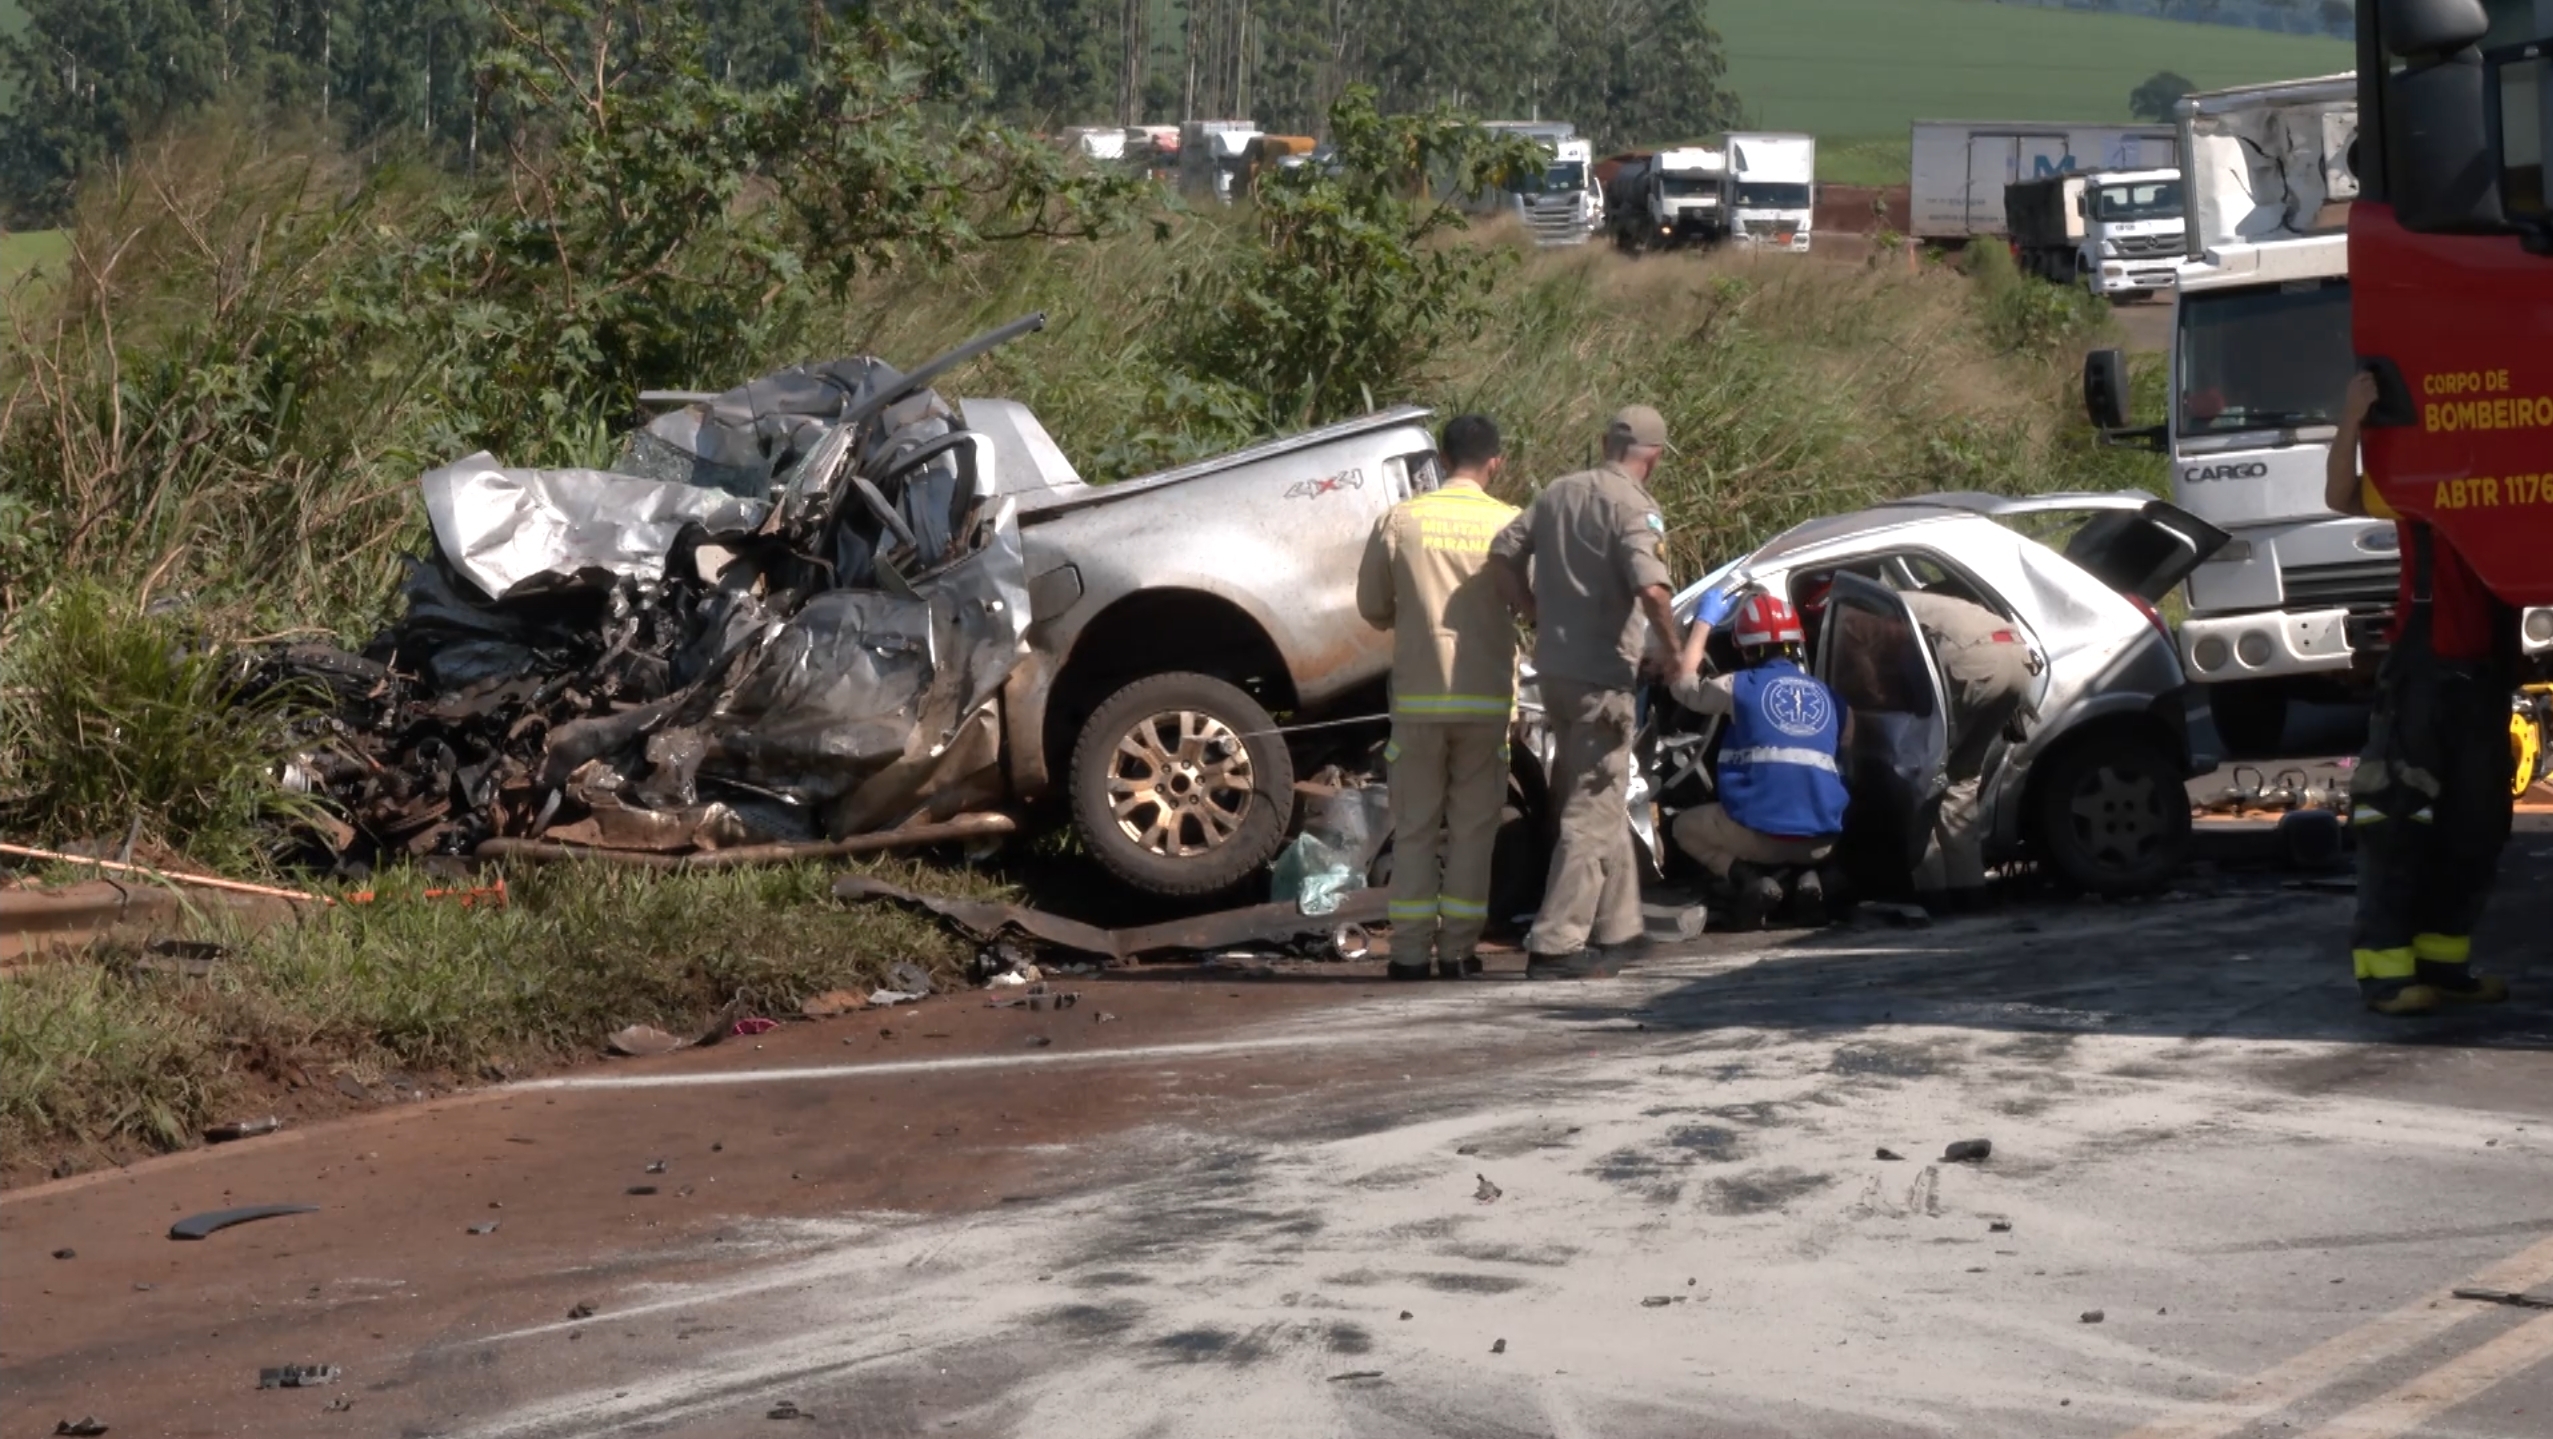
top-left (2327, 371), bottom-right (2516, 1015)
top-left (1357, 415), bottom-right (1523, 981)
top-left (1667, 592), bottom-right (1851, 928)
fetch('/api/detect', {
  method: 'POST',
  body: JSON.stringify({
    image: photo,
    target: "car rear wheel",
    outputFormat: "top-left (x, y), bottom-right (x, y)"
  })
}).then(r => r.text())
top-left (1069, 672), bottom-right (1296, 898)
top-left (2030, 735), bottom-right (2191, 895)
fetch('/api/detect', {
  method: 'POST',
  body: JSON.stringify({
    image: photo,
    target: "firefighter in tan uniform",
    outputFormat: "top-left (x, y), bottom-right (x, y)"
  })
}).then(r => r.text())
top-left (1357, 416), bottom-right (1524, 980)
top-left (1487, 406), bottom-right (1691, 981)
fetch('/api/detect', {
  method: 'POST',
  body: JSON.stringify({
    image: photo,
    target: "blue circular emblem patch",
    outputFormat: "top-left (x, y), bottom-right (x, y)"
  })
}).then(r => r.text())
top-left (1762, 676), bottom-right (1831, 738)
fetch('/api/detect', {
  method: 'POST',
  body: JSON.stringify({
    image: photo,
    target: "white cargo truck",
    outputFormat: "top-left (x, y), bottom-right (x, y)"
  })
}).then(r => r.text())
top-left (1910, 120), bottom-right (2179, 240)
top-left (1721, 132), bottom-right (1817, 251)
top-left (2080, 74), bottom-right (2381, 755)
top-left (2004, 167), bottom-right (2188, 298)
top-left (1483, 122), bottom-right (1599, 246)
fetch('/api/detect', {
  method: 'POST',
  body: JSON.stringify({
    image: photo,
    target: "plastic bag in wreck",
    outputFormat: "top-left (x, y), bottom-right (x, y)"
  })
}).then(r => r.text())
top-left (1271, 831), bottom-right (1361, 917)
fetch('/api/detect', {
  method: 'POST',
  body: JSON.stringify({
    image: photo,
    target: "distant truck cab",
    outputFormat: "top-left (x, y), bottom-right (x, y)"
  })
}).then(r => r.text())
top-left (1480, 122), bottom-right (1599, 245)
top-left (2006, 168), bottom-right (2189, 298)
top-left (1604, 146), bottom-right (1728, 251)
top-left (1179, 121), bottom-right (1261, 204)
top-left (1722, 132), bottom-right (1818, 251)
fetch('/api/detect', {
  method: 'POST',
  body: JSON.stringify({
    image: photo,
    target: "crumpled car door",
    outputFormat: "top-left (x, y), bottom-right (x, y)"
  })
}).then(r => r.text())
top-left (1816, 572), bottom-right (1954, 885)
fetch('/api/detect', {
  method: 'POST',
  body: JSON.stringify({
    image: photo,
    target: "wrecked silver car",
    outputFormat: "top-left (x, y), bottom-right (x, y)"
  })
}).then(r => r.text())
top-left (1614, 492), bottom-right (2229, 897)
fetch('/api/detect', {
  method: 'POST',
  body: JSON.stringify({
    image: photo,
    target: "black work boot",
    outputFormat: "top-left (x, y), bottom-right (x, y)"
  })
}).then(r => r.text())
top-left (2358, 977), bottom-right (2440, 1016)
top-left (1786, 868), bottom-right (1829, 928)
top-left (1726, 863), bottom-right (1783, 931)
top-left (1386, 960), bottom-right (1433, 982)
top-left (2417, 960), bottom-right (2509, 1004)
top-left (1525, 949), bottom-right (1624, 982)
top-left (1436, 956), bottom-right (1483, 980)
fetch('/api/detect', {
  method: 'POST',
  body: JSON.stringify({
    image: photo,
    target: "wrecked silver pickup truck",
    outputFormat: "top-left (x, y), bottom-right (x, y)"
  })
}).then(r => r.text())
top-left (278, 317), bottom-right (1442, 898)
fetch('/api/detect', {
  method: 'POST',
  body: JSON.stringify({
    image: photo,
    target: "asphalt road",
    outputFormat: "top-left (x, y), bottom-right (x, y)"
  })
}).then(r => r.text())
top-left (8, 799), bottom-right (2553, 1439)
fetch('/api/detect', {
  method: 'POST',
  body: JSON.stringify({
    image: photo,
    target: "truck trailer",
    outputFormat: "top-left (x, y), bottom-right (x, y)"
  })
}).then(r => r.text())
top-left (2004, 167), bottom-right (2188, 298)
top-left (1911, 119), bottom-right (2179, 240)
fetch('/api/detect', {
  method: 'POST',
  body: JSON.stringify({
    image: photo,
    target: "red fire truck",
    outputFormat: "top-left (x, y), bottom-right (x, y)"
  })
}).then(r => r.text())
top-left (2349, 0), bottom-right (2552, 617)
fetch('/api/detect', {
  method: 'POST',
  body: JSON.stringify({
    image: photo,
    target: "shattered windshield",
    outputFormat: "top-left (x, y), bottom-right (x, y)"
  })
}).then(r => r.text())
top-left (1735, 181), bottom-right (1811, 208)
top-left (2097, 179), bottom-right (2183, 222)
top-left (2177, 277), bottom-right (2353, 436)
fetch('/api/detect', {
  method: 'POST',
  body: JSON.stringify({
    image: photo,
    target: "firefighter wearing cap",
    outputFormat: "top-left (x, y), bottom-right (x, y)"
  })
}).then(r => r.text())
top-left (1487, 405), bottom-right (1691, 981)
top-left (1666, 591), bottom-right (1851, 928)
top-left (1357, 415), bottom-right (1523, 981)
top-left (2327, 371), bottom-right (2516, 1016)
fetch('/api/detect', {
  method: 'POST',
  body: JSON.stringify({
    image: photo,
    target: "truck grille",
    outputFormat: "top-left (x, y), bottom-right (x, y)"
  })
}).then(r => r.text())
top-left (2111, 233), bottom-right (2182, 258)
top-left (1743, 219), bottom-right (1796, 238)
top-left (2284, 558), bottom-right (2398, 610)
top-left (1525, 202), bottom-right (1587, 246)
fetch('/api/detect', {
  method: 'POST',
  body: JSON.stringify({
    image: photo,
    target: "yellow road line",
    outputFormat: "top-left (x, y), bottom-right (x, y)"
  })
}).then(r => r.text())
top-left (2116, 1235), bottom-right (2553, 1439)
top-left (2295, 1312), bottom-right (2553, 1439)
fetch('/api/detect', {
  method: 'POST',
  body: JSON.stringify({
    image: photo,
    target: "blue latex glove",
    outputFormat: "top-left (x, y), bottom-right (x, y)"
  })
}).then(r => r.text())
top-left (1693, 583), bottom-right (1739, 630)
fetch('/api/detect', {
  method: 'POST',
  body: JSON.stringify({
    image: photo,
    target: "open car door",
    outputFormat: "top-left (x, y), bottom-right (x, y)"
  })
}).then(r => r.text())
top-left (1816, 572), bottom-right (1954, 895)
top-left (1969, 494), bottom-right (2231, 604)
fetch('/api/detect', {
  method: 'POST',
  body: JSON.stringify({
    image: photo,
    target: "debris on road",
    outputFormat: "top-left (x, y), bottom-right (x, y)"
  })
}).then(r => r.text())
top-left (800, 989), bottom-right (865, 1018)
top-left (205, 1117), bottom-right (284, 1143)
top-left (1094, 1010), bottom-right (1118, 1023)
top-left (627, 1185), bottom-right (659, 1196)
top-left (1474, 1173), bottom-right (1503, 1203)
top-left (2080, 1310), bottom-right (2105, 1324)
top-left (52, 1247), bottom-right (75, 1259)
top-left (868, 987), bottom-right (927, 1007)
top-left (568, 1302), bottom-right (598, 1320)
top-left (1989, 1220), bottom-right (2014, 1233)
top-left (54, 1419), bottom-right (107, 1436)
top-left (170, 1204), bottom-right (319, 1241)
top-left (767, 1401), bottom-right (811, 1421)
top-left (2453, 1285), bottom-right (2553, 1310)
top-left (258, 1365), bottom-right (341, 1389)
top-left (1874, 1147), bottom-right (1904, 1161)
top-left (1943, 1139), bottom-right (1993, 1163)
top-left (1641, 1296), bottom-right (1677, 1308)
top-left (466, 1220), bottom-right (500, 1236)
top-left (1399, 1310), bottom-right (1414, 1320)
top-left (1327, 1370), bottom-right (1385, 1383)
top-left (606, 1025), bottom-right (685, 1057)
top-left (1491, 1338), bottom-right (1507, 1354)
top-left (1860, 901), bottom-right (1932, 927)
top-left (730, 1018), bottom-right (779, 1037)
top-left (834, 872), bottom-right (1391, 965)
top-left (646, 1159), bottom-right (668, 1173)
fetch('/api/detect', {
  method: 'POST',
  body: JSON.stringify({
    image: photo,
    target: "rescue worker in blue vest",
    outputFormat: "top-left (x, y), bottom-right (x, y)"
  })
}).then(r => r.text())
top-left (1665, 589), bottom-right (1853, 929)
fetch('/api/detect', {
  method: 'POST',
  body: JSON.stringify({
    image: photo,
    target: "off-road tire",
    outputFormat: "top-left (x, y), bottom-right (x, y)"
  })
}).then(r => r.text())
top-left (1069, 672), bottom-right (1296, 898)
top-left (2029, 734), bottom-right (2192, 895)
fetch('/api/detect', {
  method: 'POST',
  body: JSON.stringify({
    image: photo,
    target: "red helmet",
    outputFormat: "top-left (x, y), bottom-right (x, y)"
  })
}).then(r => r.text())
top-left (1732, 592), bottom-right (1805, 649)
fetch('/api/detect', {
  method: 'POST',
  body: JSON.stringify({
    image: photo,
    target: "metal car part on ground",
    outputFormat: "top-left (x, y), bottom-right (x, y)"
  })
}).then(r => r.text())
top-left (1608, 492), bottom-right (2229, 897)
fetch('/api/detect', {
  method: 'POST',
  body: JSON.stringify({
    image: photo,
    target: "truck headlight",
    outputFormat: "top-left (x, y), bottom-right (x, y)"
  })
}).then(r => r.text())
top-left (2192, 636), bottom-right (2231, 673)
top-left (2237, 630), bottom-right (2275, 667)
top-left (2527, 608), bottom-right (2553, 646)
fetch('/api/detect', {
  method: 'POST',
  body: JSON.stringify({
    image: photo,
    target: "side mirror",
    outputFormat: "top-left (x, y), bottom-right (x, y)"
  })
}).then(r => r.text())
top-left (2389, 52), bottom-right (2504, 231)
top-left (2491, 43), bottom-right (2551, 231)
top-left (2379, 0), bottom-right (2489, 58)
top-left (2083, 348), bottom-right (2132, 430)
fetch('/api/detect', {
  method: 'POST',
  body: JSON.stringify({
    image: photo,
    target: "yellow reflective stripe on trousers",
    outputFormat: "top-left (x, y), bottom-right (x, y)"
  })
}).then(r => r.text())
top-left (1388, 901), bottom-right (1439, 921)
top-left (1397, 695), bottom-right (1513, 716)
top-left (2354, 946), bottom-right (2418, 981)
top-left (1438, 897), bottom-right (1489, 919)
top-left (2414, 933), bottom-right (2473, 964)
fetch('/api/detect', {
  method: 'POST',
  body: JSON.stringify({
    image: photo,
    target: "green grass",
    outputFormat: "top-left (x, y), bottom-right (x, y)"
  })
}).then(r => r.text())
top-left (1818, 136), bottom-right (1914, 187)
top-left (1, 859), bottom-right (990, 1163)
top-left (1714, 0), bottom-right (2353, 136)
top-left (1, 227), bottom-right (67, 285)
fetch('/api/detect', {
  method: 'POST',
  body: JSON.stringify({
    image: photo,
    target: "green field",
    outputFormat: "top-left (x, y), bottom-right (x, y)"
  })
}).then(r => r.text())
top-left (1710, 0), bottom-right (2354, 179)
top-left (2, 228), bottom-right (68, 286)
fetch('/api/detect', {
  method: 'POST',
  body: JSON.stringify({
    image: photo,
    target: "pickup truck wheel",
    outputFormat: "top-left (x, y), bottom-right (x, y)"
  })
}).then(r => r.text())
top-left (2030, 736), bottom-right (2191, 895)
top-left (1070, 672), bottom-right (1296, 898)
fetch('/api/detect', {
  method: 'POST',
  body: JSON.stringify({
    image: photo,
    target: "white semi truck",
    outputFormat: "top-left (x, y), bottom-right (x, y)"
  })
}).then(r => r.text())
top-left (1481, 122), bottom-right (1598, 245)
top-left (1910, 119), bottom-right (2180, 241)
top-left (2003, 167), bottom-right (2189, 298)
top-left (1179, 120), bottom-right (1261, 204)
top-left (2080, 74), bottom-right (2382, 755)
top-left (1721, 132), bottom-right (1817, 251)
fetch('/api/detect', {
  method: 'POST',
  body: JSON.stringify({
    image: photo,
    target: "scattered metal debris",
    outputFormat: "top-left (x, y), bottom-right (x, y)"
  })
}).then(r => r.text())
top-left (1874, 1147), bottom-right (1904, 1161)
top-left (568, 1301), bottom-right (598, 1320)
top-left (1326, 1371), bottom-right (1385, 1383)
top-left (2453, 1285), bottom-right (2553, 1310)
top-left (768, 1401), bottom-right (812, 1421)
top-left (206, 1117), bottom-right (284, 1143)
top-left (1640, 1296), bottom-right (1676, 1308)
top-left (51, 1247), bottom-right (75, 1259)
top-left (2079, 1310), bottom-right (2105, 1324)
top-left (170, 1205), bottom-right (318, 1241)
top-left (54, 1419), bottom-right (107, 1437)
top-left (466, 1221), bottom-right (500, 1236)
top-left (258, 1365), bottom-right (341, 1389)
top-left (1474, 1173), bottom-right (1503, 1204)
top-left (1491, 1338), bottom-right (1507, 1354)
top-left (607, 1025), bottom-right (685, 1057)
top-left (1943, 1138), bottom-right (1993, 1163)
top-left (833, 872), bottom-right (1391, 963)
